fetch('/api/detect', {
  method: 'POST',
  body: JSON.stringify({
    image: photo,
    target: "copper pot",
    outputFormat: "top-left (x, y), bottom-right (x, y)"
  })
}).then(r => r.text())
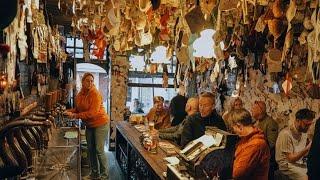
top-left (45, 93), bottom-right (53, 112)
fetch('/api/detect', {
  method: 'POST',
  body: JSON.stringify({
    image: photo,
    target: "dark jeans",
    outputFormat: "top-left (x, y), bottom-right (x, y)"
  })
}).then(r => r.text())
top-left (86, 123), bottom-right (109, 179)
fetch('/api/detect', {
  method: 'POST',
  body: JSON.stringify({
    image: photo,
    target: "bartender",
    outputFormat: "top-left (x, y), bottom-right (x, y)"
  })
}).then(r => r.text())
top-left (146, 96), bottom-right (171, 129)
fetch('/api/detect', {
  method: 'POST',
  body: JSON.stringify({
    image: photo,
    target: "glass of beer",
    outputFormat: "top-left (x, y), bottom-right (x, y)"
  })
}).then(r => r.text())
top-left (149, 121), bottom-right (155, 131)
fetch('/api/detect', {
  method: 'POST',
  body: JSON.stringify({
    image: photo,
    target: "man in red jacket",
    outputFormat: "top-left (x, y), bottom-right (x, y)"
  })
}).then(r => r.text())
top-left (227, 108), bottom-right (270, 180)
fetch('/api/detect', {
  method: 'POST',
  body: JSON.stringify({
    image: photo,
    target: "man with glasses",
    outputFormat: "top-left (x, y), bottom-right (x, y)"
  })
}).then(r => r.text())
top-left (276, 108), bottom-right (315, 180)
top-left (180, 92), bottom-right (226, 147)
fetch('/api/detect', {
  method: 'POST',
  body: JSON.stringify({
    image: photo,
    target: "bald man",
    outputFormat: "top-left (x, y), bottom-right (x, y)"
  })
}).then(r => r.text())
top-left (251, 101), bottom-right (278, 149)
top-left (252, 101), bottom-right (279, 179)
top-left (159, 97), bottom-right (199, 146)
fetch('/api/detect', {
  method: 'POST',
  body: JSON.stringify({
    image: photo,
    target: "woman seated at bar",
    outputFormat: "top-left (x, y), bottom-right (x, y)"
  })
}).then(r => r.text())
top-left (228, 108), bottom-right (270, 180)
top-left (146, 96), bottom-right (171, 129)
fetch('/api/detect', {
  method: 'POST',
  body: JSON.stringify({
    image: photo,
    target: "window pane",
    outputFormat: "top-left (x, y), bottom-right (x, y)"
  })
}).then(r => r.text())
top-left (126, 87), bottom-right (153, 113)
top-left (129, 77), bottom-right (153, 84)
top-left (66, 38), bottom-right (74, 47)
top-left (75, 38), bottom-right (83, 48)
top-left (66, 48), bottom-right (74, 57)
top-left (152, 77), bottom-right (174, 85)
top-left (75, 49), bottom-right (83, 58)
top-left (129, 55), bottom-right (145, 71)
top-left (154, 87), bottom-right (177, 102)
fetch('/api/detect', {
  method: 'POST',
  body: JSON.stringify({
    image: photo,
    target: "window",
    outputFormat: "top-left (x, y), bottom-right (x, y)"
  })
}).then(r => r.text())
top-left (65, 37), bottom-right (107, 60)
top-left (126, 51), bottom-right (177, 114)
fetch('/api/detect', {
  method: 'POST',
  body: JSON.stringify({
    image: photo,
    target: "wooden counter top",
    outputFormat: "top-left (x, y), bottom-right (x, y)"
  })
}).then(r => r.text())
top-left (116, 121), bottom-right (176, 179)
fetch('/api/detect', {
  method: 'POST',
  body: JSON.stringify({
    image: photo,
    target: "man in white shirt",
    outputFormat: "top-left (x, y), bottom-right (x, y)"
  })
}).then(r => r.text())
top-left (276, 108), bottom-right (315, 180)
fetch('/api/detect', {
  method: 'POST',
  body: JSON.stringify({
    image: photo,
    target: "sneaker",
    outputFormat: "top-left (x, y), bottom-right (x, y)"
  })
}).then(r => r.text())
top-left (82, 174), bottom-right (101, 180)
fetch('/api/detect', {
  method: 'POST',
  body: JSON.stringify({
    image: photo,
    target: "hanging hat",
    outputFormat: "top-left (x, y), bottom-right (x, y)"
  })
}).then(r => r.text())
top-left (298, 30), bottom-right (308, 45)
top-left (176, 46), bottom-right (189, 65)
top-left (268, 19), bottom-right (283, 39)
top-left (303, 15), bottom-right (314, 30)
top-left (272, 0), bottom-right (284, 18)
top-left (267, 48), bottom-right (282, 73)
top-left (286, 0), bottom-right (297, 24)
top-left (185, 6), bottom-right (206, 33)
top-left (255, 16), bottom-right (266, 32)
top-left (139, 0), bottom-right (152, 12)
top-left (181, 31), bottom-right (190, 46)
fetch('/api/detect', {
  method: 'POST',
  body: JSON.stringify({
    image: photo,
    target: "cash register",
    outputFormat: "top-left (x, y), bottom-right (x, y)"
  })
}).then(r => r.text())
top-left (166, 127), bottom-right (239, 179)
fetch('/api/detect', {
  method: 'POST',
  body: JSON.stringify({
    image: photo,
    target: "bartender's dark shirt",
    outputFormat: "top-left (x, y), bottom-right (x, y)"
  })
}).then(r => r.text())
top-left (180, 110), bottom-right (226, 147)
top-left (307, 118), bottom-right (320, 180)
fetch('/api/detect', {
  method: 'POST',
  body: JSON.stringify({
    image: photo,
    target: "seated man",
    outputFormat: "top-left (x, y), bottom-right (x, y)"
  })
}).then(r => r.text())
top-left (276, 108), bottom-right (315, 180)
top-left (251, 101), bottom-right (279, 179)
top-left (132, 98), bottom-right (144, 114)
top-left (228, 108), bottom-right (270, 180)
top-left (146, 96), bottom-right (171, 129)
top-left (180, 92), bottom-right (226, 147)
top-left (159, 97), bottom-right (198, 146)
top-left (252, 101), bottom-right (279, 150)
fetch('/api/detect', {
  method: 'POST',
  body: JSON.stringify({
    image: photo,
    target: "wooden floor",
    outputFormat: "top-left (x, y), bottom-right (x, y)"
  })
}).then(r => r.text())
top-left (81, 145), bottom-right (125, 180)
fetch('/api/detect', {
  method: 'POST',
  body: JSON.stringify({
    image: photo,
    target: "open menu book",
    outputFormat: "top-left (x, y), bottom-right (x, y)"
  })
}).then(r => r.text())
top-left (180, 133), bottom-right (224, 161)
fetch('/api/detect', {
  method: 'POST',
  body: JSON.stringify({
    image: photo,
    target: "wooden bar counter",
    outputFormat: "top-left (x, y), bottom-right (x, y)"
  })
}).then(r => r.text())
top-left (115, 121), bottom-right (176, 180)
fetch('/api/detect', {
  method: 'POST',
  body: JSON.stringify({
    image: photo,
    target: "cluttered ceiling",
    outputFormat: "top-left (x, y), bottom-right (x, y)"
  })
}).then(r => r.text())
top-left (46, 0), bottom-right (319, 96)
